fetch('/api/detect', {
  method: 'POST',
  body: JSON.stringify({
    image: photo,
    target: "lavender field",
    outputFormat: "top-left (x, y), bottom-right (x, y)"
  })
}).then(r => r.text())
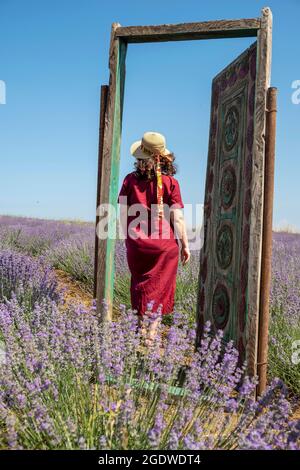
top-left (0, 214), bottom-right (299, 449)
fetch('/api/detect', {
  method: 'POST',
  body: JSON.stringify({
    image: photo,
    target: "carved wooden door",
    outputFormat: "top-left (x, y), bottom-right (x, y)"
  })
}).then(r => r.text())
top-left (197, 42), bottom-right (262, 373)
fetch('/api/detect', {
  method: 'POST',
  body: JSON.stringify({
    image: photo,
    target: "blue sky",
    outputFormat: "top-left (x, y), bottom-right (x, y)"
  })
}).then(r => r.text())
top-left (0, 0), bottom-right (299, 229)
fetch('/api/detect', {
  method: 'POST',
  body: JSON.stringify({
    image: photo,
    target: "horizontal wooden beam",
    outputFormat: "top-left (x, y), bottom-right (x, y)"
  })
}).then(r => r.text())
top-left (115, 18), bottom-right (260, 43)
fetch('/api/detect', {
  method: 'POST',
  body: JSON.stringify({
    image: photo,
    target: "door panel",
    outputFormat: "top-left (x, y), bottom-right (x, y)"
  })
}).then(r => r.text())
top-left (197, 42), bottom-right (258, 369)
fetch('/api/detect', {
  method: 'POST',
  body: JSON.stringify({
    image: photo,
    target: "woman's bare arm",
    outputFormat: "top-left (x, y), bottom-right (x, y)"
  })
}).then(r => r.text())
top-left (170, 208), bottom-right (191, 265)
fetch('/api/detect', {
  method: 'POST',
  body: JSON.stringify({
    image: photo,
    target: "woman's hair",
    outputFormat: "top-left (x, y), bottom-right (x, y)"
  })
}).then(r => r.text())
top-left (134, 154), bottom-right (177, 180)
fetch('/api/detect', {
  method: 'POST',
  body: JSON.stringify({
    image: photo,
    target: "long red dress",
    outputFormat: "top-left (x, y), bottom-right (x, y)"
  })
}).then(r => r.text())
top-left (118, 171), bottom-right (184, 316)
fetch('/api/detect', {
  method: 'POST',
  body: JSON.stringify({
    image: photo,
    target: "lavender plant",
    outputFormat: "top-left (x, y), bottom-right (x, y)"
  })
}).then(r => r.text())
top-left (114, 241), bottom-right (131, 313)
top-left (0, 249), bottom-right (61, 308)
top-left (1, 216), bottom-right (300, 397)
top-left (0, 215), bottom-right (94, 258)
top-left (268, 232), bottom-right (300, 396)
top-left (46, 234), bottom-right (95, 293)
top-left (0, 297), bottom-right (299, 450)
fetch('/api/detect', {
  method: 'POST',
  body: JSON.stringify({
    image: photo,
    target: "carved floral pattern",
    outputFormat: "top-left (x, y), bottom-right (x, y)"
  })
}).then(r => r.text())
top-left (216, 224), bottom-right (233, 269)
top-left (197, 43), bottom-right (257, 360)
top-left (221, 165), bottom-right (237, 209)
top-left (212, 284), bottom-right (230, 330)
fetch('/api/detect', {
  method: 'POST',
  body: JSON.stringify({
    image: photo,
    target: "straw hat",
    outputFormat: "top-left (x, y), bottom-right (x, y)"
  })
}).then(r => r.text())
top-left (130, 131), bottom-right (172, 160)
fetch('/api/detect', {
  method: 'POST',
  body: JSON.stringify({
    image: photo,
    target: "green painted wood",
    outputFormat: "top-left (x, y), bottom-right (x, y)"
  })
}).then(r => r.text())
top-left (105, 373), bottom-right (187, 397)
top-left (197, 42), bottom-right (259, 372)
top-left (96, 25), bottom-right (127, 320)
top-left (104, 39), bottom-right (127, 307)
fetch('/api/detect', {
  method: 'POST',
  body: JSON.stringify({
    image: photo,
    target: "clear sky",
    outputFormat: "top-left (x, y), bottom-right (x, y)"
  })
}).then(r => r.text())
top-left (0, 0), bottom-right (299, 229)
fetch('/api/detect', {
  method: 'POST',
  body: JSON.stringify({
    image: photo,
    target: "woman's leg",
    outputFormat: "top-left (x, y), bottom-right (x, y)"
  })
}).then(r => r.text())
top-left (147, 316), bottom-right (161, 342)
top-left (138, 314), bottom-right (161, 346)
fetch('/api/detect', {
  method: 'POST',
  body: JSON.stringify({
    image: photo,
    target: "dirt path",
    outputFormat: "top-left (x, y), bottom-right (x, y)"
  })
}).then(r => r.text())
top-left (292, 406), bottom-right (300, 421)
top-left (54, 269), bottom-right (94, 309)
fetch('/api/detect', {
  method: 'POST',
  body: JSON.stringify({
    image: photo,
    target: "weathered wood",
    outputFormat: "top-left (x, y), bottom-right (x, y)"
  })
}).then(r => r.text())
top-left (96, 24), bottom-right (120, 321)
top-left (116, 18), bottom-right (260, 43)
top-left (257, 87), bottom-right (277, 396)
top-left (94, 85), bottom-right (109, 299)
top-left (196, 42), bottom-right (259, 369)
top-left (96, 24), bottom-right (127, 321)
top-left (247, 7), bottom-right (272, 378)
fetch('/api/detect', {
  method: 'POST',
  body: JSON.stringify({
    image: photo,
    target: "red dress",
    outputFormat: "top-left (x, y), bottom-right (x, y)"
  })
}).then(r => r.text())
top-left (118, 172), bottom-right (184, 316)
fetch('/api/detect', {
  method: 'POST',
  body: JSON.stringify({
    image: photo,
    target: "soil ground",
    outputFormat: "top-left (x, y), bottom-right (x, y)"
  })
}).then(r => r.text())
top-left (55, 269), bottom-right (93, 309)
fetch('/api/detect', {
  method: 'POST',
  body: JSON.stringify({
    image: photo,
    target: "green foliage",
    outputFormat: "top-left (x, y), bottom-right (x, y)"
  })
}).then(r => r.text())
top-left (268, 308), bottom-right (300, 396)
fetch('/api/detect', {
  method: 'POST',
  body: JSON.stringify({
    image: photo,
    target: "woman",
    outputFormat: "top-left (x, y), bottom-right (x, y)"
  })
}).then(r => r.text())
top-left (118, 131), bottom-right (190, 334)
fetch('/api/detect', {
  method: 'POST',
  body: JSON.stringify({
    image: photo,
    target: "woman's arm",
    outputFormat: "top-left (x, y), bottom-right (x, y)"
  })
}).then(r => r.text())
top-left (170, 208), bottom-right (191, 265)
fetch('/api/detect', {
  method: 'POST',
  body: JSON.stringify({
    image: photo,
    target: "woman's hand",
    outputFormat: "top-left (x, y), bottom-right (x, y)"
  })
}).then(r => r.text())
top-left (181, 245), bottom-right (191, 265)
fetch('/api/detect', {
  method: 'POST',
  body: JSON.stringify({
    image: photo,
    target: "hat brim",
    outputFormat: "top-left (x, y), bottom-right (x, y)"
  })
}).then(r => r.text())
top-left (130, 140), bottom-right (171, 159)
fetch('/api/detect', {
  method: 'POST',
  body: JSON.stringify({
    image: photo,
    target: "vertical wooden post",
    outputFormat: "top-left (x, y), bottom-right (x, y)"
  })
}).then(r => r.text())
top-left (96, 24), bottom-right (127, 321)
top-left (257, 87), bottom-right (277, 396)
top-left (94, 85), bottom-right (109, 299)
top-left (247, 6), bottom-right (272, 377)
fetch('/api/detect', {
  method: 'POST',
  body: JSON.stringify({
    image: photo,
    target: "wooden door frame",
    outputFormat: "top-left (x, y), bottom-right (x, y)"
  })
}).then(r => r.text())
top-left (95, 7), bottom-right (273, 387)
